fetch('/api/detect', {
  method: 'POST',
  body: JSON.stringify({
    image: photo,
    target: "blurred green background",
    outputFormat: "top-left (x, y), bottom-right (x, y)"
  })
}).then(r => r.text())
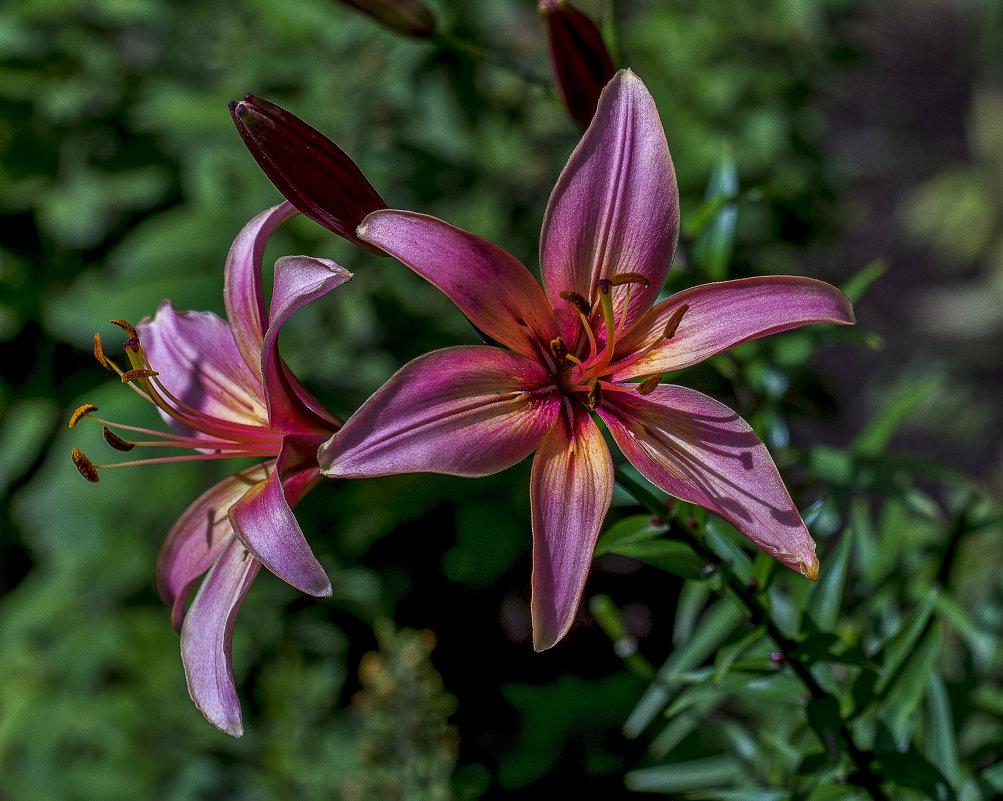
top-left (1, 0), bottom-right (1001, 798)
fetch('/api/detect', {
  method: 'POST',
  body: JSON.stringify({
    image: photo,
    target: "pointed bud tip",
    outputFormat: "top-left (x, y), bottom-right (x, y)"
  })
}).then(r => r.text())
top-left (800, 555), bottom-right (820, 582)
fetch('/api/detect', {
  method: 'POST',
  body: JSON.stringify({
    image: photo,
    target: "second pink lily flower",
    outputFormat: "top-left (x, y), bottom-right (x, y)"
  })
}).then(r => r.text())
top-left (318, 70), bottom-right (855, 650)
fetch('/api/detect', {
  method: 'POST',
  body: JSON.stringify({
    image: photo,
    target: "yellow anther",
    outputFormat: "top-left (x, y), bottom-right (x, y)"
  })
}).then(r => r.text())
top-left (559, 290), bottom-right (591, 315)
top-left (121, 368), bottom-right (159, 384)
top-left (71, 448), bottom-right (100, 483)
top-left (110, 319), bottom-right (139, 339)
top-left (637, 375), bottom-right (662, 395)
top-left (586, 379), bottom-right (603, 408)
top-left (69, 404), bottom-right (98, 428)
top-left (93, 334), bottom-right (112, 370)
top-left (549, 337), bottom-right (568, 362)
top-left (663, 304), bottom-right (690, 340)
top-left (102, 426), bottom-right (136, 452)
top-left (606, 272), bottom-right (650, 288)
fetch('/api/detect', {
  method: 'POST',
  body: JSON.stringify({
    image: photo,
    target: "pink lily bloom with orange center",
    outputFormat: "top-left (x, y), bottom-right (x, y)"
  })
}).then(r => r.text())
top-left (70, 202), bottom-right (351, 735)
top-left (318, 70), bottom-right (855, 650)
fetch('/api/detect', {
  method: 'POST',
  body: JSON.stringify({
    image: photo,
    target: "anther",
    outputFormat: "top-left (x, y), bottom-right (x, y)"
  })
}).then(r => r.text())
top-left (110, 319), bottom-right (139, 339)
top-left (663, 304), bottom-right (690, 340)
top-left (636, 375), bottom-right (661, 395)
top-left (559, 290), bottom-right (591, 315)
top-left (121, 368), bottom-right (159, 383)
top-left (93, 334), bottom-right (112, 370)
top-left (69, 404), bottom-right (98, 428)
top-left (71, 448), bottom-right (100, 483)
top-left (102, 426), bottom-right (136, 452)
top-left (549, 337), bottom-right (568, 362)
top-left (586, 379), bottom-right (603, 408)
top-left (606, 272), bottom-right (650, 288)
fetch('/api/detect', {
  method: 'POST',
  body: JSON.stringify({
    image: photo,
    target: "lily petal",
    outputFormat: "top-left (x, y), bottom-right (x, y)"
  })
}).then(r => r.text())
top-left (612, 276), bottom-right (856, 381)
top-left (180, 537), bottom-right (260, 737)
top-left (530, 400), bottom-right (613, 651)
top-left (319, 346), bottom-right (561, 478)
top-left (261, 254), bottom-right (353, 433)
top-left (597, 385), bottom-right (818, 579)
top-left (358, 210), bottom-right (560, 359)
top-left (156, 463), bottom-right (271, 631)
top-left (222, 202), bottom-right (298, 381)
top-left (138, 302), bottom-right (268, 432)
top-left (228, 439), bottom-right (330, 597)
top-left (541, 69), bottom-right (679, 341)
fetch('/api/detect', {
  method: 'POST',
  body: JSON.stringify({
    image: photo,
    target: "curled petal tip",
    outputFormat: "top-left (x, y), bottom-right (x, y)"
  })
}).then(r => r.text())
top-left (800, 555), bottom-right (820, 582)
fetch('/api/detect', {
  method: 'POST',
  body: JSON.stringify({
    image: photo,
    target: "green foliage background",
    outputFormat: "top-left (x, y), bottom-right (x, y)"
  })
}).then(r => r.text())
top-left (1, 0), bottom-right (1001, 799)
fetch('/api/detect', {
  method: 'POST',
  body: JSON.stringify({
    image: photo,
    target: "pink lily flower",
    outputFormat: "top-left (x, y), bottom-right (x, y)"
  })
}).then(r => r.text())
top-left (317, 70), bottom-right (855, 651)
top-left (70, 202), bottom-right (351, 735)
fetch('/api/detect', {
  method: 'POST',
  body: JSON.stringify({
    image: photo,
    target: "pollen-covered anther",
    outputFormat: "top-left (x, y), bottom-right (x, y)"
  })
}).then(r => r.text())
top-left (559, 290), bottom-right (591, 315)
top-left (69, 404), bottom-right (98, 428)
top-left (110, 318), bottom-right (139, 339)
top-left (71, 448), bottom-right (100, 483)
top-left (121, 368), bottom-right (159, 383)
top-left (549, 337), bottom-right (569, 362)
top-left (662, 303), bottom-right (690, 340)
top-left (586, 379), bottom-right (603, 408)
top-left (102, 426), bottom-right (136, 452)
top-left (606, 272), bottom-right (650, 288)
top-left (93, 334), bottom-right (112, 370)
top-left (636, 374), bottom-right (661, 395)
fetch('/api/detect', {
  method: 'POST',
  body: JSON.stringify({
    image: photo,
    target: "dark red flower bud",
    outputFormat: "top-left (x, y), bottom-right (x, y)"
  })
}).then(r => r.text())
top-left (230, 95), bottom-right (388, 254)
top-left (539, 0), bottom-right (616, 131)
top-left (336, 0), bottom-right (436, 38)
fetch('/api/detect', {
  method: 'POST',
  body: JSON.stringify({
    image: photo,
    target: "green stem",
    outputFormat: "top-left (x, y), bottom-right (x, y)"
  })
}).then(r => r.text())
top-left (429, 30), bottom-right (553, 91)
top-left (614, 467), bottom-right (890, 801)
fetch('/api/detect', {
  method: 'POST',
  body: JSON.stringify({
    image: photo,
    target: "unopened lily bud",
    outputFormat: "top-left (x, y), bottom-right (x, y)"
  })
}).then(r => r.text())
top-left (539, 0), bottom-right (616, 131)
top-left (336, 0), bottom-right (436, 38)
top-left (230, 95), bottom-right (388, 254)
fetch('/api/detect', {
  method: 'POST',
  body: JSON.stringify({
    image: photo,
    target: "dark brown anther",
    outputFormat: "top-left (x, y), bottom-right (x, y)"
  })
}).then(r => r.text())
top-left (110, 319), bottom-right (139, 339)
top-left (663, 304), bottom-right (690, 340)
top-left (69, 404), bottom-right (98, 429)
top-left (558, 290), bottom-right (591, 315)
top-left (586, 379), bottom-right (603, 408)
top-left (93, 334), bottom-right (112, 370)
top-left (102, 426), bottom-right (136, 452)
top-left (606, 272), bottom-right (651, 288)
top-left (636, 374), bottom-right (661, 395)
top-left (121, 368), bottom-right (159, 384)
top-left (71, 448), bottom-right (100, 483)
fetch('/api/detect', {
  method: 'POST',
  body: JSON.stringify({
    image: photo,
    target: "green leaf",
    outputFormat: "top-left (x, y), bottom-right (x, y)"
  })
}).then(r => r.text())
top-left (880, 625), bottom-right (944, 748)
top-left (625, 755), bottom-right (744, 793)
top-left (805, 696), bottom-right (842, 765)
top-left (713, 625), bottom-right (767, 683)
top-left (595, 515), bottom-right (706, 578)
top-left (852, 377), bottom-right (940, 456)
top-left (649, 699), bottom-right (720, 759)
top-left (595, 514), bottom-right (669, 554)
top-left (872, 589), bottom-right (940, 693)
top-left (624, 599), bottom-right (743, 738)
top-left (840, 260), bottom-right (887, 304)
top-left (925, 672), bottom-right (961, 789)
top-left (871, 747), bottom-right (957, 800)
top-left (805, 530), bottom-right (851, 630)
top-left (691, 143), bottom-right (739, 280)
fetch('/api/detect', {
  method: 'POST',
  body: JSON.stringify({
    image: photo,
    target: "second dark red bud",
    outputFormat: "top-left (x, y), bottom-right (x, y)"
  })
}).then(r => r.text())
top-left (539, 0), bottom-right (616, 131)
